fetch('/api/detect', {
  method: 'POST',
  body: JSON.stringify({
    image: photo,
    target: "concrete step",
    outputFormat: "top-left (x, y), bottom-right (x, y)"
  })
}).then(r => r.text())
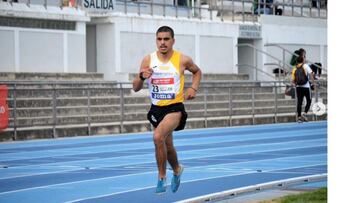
top-left (8, 97), bottom-right (123, 108)
top-left (184, 99), bottom-right (295, 110)
top-left (7, 92), bottom-right (286, 109)
top-left (197, 86), bottom-right (275, 94)
top-left (8, 98), bottom-right (296, 123)
top-left (128, 73), bottom-right (250, 82)
top-left (7, 86), bottom-right (129, 98)
top-left (7, 84), bottom-right (280, 99)
top-left (8, 102), bottom-right (297, 126)
top-left (0, 72), bottom-right (104, 81)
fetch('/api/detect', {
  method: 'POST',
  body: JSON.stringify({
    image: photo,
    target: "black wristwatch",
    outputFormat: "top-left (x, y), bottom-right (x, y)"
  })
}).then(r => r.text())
top-left (139, 72), bottom-right (146, 81)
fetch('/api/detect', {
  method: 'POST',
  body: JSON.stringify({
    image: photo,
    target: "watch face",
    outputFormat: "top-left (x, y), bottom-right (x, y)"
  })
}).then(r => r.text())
top-left (312, 102), bottom-right (326, 116)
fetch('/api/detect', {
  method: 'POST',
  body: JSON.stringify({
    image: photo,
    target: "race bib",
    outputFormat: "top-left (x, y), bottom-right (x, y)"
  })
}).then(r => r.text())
top-left (150, 77), bottom-right (175, 100)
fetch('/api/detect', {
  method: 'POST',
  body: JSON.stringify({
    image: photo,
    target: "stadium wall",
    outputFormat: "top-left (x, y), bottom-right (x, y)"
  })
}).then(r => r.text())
top-left (0, 3), bottom-right (327, 82)
top-left (91, 15), bottom-right (240, 81)
top-left (0, 4), bottom-right (90, 74)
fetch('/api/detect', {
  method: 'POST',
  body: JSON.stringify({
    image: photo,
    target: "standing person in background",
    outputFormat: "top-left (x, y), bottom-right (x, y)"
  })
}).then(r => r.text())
top-left (291, 54), bottom-right (316, 123)
top-left (133, 26), bottom-right (202, 194)
top-left (290, 48), bottom-right (306, 66)
top-left (310, 62), bottom-right (322, 79)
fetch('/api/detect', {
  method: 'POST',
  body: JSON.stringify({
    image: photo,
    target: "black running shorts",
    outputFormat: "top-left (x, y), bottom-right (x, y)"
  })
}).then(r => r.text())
top-left (147, 103), bottom-right (188, 131)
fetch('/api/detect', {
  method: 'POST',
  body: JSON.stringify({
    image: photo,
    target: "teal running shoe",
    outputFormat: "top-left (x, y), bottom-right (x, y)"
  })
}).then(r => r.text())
top-left (155, 178), bottom-right (166, 194)
top-left (171, 165), bottom-right (184, 193)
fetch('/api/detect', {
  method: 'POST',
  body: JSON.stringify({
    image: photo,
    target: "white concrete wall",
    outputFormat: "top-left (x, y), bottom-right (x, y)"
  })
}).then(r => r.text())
top-left (0, 4), bottom-right (89, 74)
top-left (200, 35), bottom-right (234, 73)
top-left (0, 30), bottom-right (15, 72)
top-left (1, 3), bottom-right (327, 81)
top-left (0, 24), bottom-right (87, 73)
top-left (94, 15), bottom-right (240, 80)
top-left (95, 14), bottom-right (327, 81)
top-left (95, 23), bottom-right (117, 80)
top-left (19, 31), bottom-right (64, 72)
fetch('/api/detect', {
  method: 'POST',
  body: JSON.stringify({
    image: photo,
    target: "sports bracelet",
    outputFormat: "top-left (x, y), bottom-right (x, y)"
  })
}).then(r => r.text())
top-left (190, 87), bottom-right (198, 92)
top-left (139, 72), bottom-right (146, 81)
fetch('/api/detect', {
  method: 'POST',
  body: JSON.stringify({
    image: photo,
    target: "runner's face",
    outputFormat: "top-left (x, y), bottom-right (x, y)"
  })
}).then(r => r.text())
top-left (156, 32), bottom-right (174, 55)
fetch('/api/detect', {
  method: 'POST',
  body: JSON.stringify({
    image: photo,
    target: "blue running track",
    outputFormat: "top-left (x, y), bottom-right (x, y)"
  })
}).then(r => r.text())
top-left (0, 121), bottom-right (327, 203)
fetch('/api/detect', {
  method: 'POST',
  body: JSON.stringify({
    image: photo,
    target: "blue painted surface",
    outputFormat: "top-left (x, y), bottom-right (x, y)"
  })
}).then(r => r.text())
top-left (0, 121), bottom-right (327, 203)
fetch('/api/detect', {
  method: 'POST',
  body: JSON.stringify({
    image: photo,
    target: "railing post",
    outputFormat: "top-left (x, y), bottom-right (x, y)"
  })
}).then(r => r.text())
top-left (274, 82), bottom-right (278, 123)
top-left (198, 0), bottom-right (202, 20)
top-left (228, 85), bottom-right (233, 126)
top-left (220, 0), bottom-right (224, 21)
top-left (204, 87), bottom-right (208, 128)
top-left (254, 47), bottom-right (258, 81)
top-left (209, 0), bottom-right (213, 20)
top-left (13, 84), bottom-right (17, 141)
top-left (52, 84), bottom-right (57, 138)
top-left (150, 0), bottom-right (153, 16)
top-left (163, 0), bottom-right (166, 17)
top-left (241, 0), bottom-right (245, 23)
top-left (282, 49), bottom-right (286, 79)
top-left (86, 84), bottom-right (91, 136)
top-left (252, 86), bottom-right (255, 125)
top-left (294, 84), bottom-right (298, 121)
top-left (124, 0), bottom-right (128, 14)
top-left (187, 0), bottom-right (191, 19)
top-left (314, 81), bottom-right (319, 121)
top-left (175, 0), bottom-right (178, 18)
top-left (137, 0), bottom-right (141, 16)
top-left (76, 0), bottom-right (82, 9)
top-left (231, 0), bottom-right (235, 22)
top-left (120, 83), bottom-right (124, 133)
top-left (282, 0), bottom-right (285, 15)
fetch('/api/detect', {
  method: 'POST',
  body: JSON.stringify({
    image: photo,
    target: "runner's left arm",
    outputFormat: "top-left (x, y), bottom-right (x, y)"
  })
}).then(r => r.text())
top-left (183, 56), bottom-right (202, 100)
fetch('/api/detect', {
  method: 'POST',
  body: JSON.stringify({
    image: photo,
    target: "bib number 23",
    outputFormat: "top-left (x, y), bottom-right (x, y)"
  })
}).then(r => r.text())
top-left (152, 85), bottom-right (159, 93)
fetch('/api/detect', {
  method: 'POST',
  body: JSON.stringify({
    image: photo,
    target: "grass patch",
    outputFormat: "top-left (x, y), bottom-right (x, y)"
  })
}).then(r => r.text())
top-left (260, 187), bottom-right (327, 203)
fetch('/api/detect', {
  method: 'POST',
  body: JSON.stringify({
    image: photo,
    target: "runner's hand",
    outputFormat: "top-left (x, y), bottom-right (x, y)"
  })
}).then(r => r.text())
top-left (185, 87), bottom-right (197, 100)
top-left (140, 66), bottom-right (153, 79)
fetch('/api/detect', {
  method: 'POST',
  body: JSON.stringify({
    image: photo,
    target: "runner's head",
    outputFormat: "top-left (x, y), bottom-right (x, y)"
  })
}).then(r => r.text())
top-left (156, 26), bottom-right (175, 55)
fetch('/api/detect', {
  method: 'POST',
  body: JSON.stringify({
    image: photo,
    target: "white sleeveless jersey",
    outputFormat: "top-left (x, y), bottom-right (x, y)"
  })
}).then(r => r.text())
top-left (147, 50), bottom-right (184, 106)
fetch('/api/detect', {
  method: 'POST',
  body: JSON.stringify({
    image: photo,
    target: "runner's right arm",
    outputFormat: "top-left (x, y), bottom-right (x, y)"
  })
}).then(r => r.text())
top-left (133, 55), bottom-right (152, 92)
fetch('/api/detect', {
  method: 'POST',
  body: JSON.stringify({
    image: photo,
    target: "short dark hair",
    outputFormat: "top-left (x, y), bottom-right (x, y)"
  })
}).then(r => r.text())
top-left (298, 48), bottom-right (306, 56)
top-left (297, 55), bottom-right (305, 64)
top-left (156, 26), bottom-right (174, 38)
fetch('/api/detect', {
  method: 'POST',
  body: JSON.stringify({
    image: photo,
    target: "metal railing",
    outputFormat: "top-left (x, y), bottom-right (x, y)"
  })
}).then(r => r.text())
top-left (237, 43), bottom-right (294, 81)
top-left (237, 42), bottom-right (327, 105)
top-left (264, 43), bottom-right (328, 74)
top-left (2, 0), bottom-right (327, 22)
top-left (237, 43), bottom-right (328, 91)
top-left (0, 80), bottom-right (326, 141)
